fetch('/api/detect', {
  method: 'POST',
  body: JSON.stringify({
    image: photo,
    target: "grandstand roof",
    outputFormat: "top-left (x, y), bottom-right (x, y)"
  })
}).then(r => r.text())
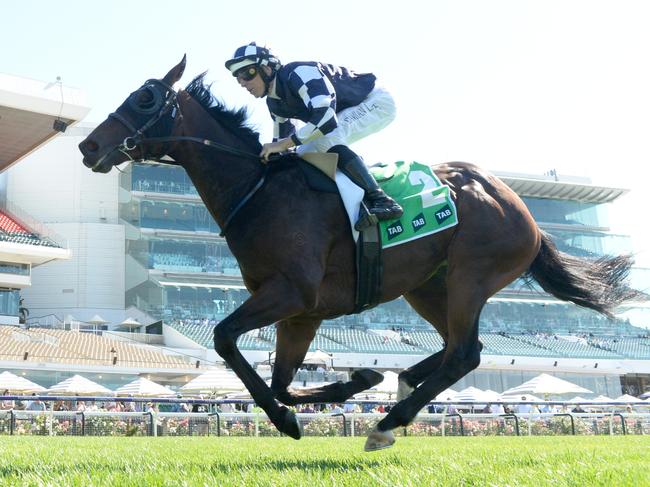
top-left (496, 171), bottom-right (627, 203)
top-left (0, 72), bottom-right (89, 173)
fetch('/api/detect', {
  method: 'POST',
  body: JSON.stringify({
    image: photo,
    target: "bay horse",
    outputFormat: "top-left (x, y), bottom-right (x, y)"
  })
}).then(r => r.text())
top-left (79, 56), bottom-right (645, 450)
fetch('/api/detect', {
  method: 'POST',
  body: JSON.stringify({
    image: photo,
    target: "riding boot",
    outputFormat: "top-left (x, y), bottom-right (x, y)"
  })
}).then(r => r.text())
top-left (327, 145), bottom-right (403, 224)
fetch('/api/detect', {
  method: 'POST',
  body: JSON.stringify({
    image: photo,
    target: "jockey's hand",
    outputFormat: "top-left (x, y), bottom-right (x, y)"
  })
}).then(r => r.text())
top-left (260, 138), bottom-right (295, 162)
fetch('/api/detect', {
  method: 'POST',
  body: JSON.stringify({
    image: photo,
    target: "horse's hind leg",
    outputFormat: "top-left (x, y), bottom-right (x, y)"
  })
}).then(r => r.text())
top-left (398, 273), bottom-right (450, 400)
top-left (366, 271), bottom-right (488, 451)
top-left (272, 318), bottom-right (383, 406)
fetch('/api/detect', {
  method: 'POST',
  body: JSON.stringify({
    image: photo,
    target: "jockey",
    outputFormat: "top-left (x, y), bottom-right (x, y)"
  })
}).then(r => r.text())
top-left (225, 42), bottom-right (403, 223)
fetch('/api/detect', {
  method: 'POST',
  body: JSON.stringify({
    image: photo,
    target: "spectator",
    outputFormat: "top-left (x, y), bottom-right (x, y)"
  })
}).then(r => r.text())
top-left (443, 399), bottom-right (457, 415)
top-left (53, 400), bottom-right (68, 412)
top-left (539, 402), bottom-right (553, 413)
top-left (27, 397), bottom-right (46, 412)
top-left (219, 401), bottom-right (234, 413)
top-left (572, 404), bottom-right (586, 413)
top-left (300, 404), bottom-right (315, 414)
top-left (343, 402), bottom-right (359, 414)
top-left (489, 403), bottom-right (505, 414)
top-left (330, 403), bottom-right (344, 414)
top-left (514, 396), bottom-right (533, 414)
top-left (0, 389), bottom-right (14, 410)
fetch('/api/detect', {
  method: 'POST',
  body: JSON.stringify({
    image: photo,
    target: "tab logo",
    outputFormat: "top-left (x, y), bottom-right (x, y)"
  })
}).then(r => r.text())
top-left (386, 220), bottom-right (404, 240)
top-left (411, 212), bottom-right (426, 232)
top-left (434, 205), bottom-right (452, 224)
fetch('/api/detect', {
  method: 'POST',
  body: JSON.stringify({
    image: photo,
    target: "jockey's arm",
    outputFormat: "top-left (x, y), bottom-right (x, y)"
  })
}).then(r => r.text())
top-left (260, 113), bottom-right (297, 161)
top-left (289, 65), bottom-right (338, 145)
top-left (260, 137), bottom-right (295, 161)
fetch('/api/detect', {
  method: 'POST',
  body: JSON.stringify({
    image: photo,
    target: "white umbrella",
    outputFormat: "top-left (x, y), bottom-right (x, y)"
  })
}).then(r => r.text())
top-left (88, 314), bottom-right (108, 325)
top-left (567, 396), bottom-right (590, 403)
top-left (502, 373), bottom-right (592, 396)
top-left (0, 371), bottom-right (46, 393)
top-left (589, 394), bottom-right (613, 402)
top-left (302, 350), bottom-right (332, 366)
top-left (48, 374), bottom-right (113, 396)
top-left (435, 388), bottom-right (457, 401)
top-left (614, 394), bottom-right (643, 403)
top-left (483, 389), bottom-right (502, 402)
top-left (639, 390), bottom-right (650, 400)
top-left (180, 368), bottom-right (245, 395)
top-left (499, 393), bottom-right (543, 403)
top-left (374, 371), bottom-right (399, 394)
top-left (119, 317), bottom-right (141, 328)
top-left (114, 377), bottom-right (175, 397)
top-left (453, 386), bottom-right (489, 402)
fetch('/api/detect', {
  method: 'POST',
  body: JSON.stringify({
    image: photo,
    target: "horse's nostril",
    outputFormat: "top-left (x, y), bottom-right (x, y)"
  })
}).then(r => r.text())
top-left (80, 139), bottom-right (99, 155)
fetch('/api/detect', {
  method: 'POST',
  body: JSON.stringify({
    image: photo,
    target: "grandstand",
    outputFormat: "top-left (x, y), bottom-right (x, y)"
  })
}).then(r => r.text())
top-left (0, 210), bottom-right (61, 248)
top-left (0, 325), bottom-right (197, 370)
top-left (167, 320), bottom-right (650, 362)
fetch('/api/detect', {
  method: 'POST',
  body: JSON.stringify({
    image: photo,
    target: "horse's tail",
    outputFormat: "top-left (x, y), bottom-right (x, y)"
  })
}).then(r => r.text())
top-left (525, 231), bottom-right (647, 317)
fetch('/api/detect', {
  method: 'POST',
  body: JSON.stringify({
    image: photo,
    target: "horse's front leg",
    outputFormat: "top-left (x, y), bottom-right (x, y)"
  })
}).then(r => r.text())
top-left (271, 318), bottom-right (384, 406)
top-left (213, 277), bottom-right (313, 439)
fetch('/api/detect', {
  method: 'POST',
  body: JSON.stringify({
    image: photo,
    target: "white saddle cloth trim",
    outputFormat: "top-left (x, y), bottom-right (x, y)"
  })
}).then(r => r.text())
top-left (334, 169), bottom-right (365, 242)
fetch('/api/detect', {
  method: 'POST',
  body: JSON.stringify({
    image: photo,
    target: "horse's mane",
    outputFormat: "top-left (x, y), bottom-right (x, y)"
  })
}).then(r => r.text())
top-left (184, 73), bottom-right (262, 150)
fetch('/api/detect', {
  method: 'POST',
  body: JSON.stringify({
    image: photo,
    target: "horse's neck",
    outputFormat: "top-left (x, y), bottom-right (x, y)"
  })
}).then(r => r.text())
top-left (170, 108), bottom-right (263, 229)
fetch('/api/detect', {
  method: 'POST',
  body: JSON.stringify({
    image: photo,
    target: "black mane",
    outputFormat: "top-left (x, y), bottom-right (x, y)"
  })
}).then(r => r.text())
top-left (184, 73), bottom-right (262, 150)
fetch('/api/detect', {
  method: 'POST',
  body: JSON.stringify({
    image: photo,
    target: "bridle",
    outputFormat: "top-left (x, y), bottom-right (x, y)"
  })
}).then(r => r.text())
top-left (89, 79), bottom-right (179, 171)
top-left (93, 78), bottom-right (274, 237)
top-left (92, 78), bottom-right (264, 170)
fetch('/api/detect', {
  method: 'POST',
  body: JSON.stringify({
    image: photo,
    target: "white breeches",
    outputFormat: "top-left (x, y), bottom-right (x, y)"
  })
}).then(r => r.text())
top-left (296, 86), bottom-right (396, 155)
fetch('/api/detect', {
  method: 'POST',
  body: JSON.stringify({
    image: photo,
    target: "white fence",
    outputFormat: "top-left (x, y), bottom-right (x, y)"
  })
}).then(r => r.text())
top-left (1, 409), bottom-right (649, 437)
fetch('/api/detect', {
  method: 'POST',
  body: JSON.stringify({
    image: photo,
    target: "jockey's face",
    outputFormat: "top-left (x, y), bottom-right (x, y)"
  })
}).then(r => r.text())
top-left (235, 65), bottom-right (270, 98)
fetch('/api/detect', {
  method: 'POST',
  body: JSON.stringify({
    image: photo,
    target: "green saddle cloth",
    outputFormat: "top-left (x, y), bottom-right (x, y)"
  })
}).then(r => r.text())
top-left (369, 161), bottom-right (458, 249)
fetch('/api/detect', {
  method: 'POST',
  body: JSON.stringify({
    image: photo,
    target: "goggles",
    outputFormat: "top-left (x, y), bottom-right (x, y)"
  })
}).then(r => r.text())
top-left (234, 66), bottom-right (259, 82)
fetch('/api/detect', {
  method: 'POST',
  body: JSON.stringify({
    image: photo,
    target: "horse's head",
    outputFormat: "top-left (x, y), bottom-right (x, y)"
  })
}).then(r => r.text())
top-left (79, 56), bottom-right (187, 173)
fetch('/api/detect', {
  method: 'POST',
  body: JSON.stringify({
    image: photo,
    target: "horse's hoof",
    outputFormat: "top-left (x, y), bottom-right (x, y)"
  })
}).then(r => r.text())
top-left (397, 379), bottom-right (414, 401)
top-left (279, 406), bottom-right (302, 440)
top-left (364, 427), bottom-right (395, 452)
top-left (352, 369), bottom-right (385, 389)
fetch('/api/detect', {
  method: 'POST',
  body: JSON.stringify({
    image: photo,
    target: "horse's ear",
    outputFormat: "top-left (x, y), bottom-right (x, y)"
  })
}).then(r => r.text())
top-left (163, 54), bottom-right (187, 86)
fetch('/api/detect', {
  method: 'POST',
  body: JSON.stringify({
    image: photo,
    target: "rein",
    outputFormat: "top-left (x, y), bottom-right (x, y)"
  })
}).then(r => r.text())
top-left (128, 134), bottom-right (276, 237)
top-left (98, 79), bottom-right (280, 238)
top-left (130, 135), bottom-right (261, 161)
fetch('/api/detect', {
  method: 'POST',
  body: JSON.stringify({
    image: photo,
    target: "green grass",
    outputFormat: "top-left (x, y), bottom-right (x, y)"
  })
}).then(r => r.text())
top-left (0, 436), bottom-right (647, 486)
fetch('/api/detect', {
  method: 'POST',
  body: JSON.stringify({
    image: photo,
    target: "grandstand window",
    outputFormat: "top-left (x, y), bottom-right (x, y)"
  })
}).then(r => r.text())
top-left (134, 201), bottom-right (219, 233)
top-left (542, 228), bottom-right (631, 258)
top-left (522, 197), bottom-right (607, 227)
top-left (0, 289), bottom-right (20, 316)
top-left (0, 262), bottom-right (29, 276)
top-left (130, 162), bottom-right (199, 197)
